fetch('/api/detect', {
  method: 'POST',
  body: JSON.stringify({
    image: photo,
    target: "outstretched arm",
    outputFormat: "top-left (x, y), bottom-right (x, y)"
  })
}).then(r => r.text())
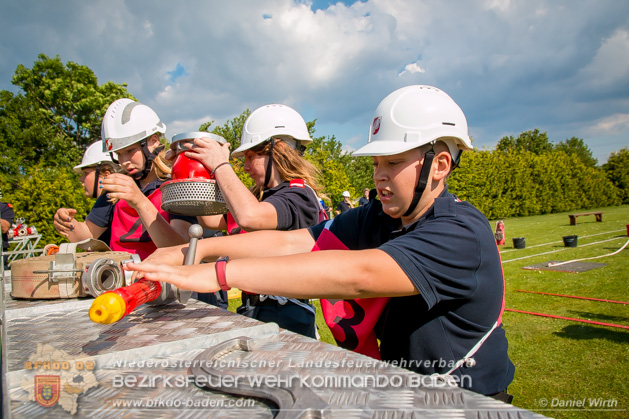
top-left (54, 208), bottom-right (107, 242)
top-left (142, 227), bottom-right (316, 268)
top-left (128, 244), bottom-right (419, 300)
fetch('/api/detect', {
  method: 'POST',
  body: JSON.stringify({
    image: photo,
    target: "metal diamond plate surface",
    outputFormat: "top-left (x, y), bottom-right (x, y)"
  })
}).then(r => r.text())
top-left (5, 299), bottom-right (277, 377)
top-left (1, 280), bottom-right (546, 418)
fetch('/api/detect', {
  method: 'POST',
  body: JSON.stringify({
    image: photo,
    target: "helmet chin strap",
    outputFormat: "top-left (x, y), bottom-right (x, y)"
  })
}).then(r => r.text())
top-left (134, 140), bottom-right (164, 182)
top-left (263, 138), bottom-right (275, 189)
top-left (451, 149), bottom-right (462, 169)
top-left (403, 146), bottom-right (435, 217)
top-left (91, 164), bottom-right (102, 199)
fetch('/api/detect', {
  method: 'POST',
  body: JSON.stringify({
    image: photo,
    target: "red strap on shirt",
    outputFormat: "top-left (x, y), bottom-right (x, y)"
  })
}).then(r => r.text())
top-left (289, 179), bottom-right (305, 188)
top-left (215, 256), bottom-right (231, 291)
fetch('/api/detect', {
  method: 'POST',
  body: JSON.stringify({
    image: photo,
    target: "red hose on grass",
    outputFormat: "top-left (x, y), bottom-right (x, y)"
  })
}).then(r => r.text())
top-left (505, 308), bottom-right (629, 330)
top-left (515, 289), bottom-right (629, 305)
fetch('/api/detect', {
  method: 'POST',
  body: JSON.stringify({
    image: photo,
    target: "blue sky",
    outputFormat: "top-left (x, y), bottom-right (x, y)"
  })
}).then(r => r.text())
top-left (308, 0), bottom-right (363, 11)
top-left (1, 0), bottom-right (627, 163)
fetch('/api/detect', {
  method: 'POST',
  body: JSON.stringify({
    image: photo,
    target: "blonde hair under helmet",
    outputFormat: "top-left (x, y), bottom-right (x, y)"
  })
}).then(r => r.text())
top-left (232, 104), bottom-right (311, 158)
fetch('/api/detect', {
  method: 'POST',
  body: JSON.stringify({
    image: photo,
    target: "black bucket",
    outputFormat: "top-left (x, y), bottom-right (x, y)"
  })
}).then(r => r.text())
top-left (563, 235), bottom-right (578, 247)
top-left (513, 237), bottom-right (526, 249)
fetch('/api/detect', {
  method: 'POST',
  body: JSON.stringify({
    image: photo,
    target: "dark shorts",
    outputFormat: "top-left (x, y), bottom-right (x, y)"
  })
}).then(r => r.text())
top-left (238, 294), bottom-right (316, 338)
top-left (195, 291), bottom-right (229, 309)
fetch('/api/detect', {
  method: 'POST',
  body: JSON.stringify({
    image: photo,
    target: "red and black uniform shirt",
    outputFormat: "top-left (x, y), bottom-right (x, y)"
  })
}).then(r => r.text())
top-left (225, 180), bottom-right (319, 235)
top-left (308, 187), bottom-right (515, 396)
top-left (87, 180), bottom-right (195, 254)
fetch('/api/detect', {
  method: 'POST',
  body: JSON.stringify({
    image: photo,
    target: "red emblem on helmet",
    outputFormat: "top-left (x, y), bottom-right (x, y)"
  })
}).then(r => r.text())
top-left (372, 117), bottom-right (382, 136)
top-left (105, 139), bottom-right (113, 151)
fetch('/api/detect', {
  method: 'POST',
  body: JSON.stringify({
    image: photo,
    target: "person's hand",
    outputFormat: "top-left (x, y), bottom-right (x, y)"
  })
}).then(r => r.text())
top-left (182, 137), bottom-right (231, 172)
top-left (124, 261), bottom-right (218, 293)
top-left (129, 244), bottom-right (189, 281)
top-left (100, 174), bottom-right (145, 209)
top-left (144, 245), bottom-right (188, 267)
top-left (53, 208), bottom-right (77, 237)
top-left (1, 214), bottom-right (10, 234)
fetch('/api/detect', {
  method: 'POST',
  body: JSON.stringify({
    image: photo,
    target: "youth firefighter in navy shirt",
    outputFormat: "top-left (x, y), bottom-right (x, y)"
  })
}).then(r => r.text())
top-left (1, 194), bottom-right (16, 270)
top-left (128, 85), bottom-right (515, 400)
top-left (184, 104), bottom-right (324, 339)
top-left (54, 141), bottom-right (119, 245)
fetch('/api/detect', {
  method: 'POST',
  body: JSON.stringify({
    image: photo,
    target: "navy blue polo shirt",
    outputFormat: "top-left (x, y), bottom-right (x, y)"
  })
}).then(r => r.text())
top-left (336, 200), bottom-right (352, 214)
top-left (87, 180), bottom-right (195, 245)
top-left (86, 194), bottom-right (115, 244)
top-left (1, 202), bottom-right (16, 250)
top-left (309, 187), bottom-right (515, 395)
top-left (262, 181), bottom-right (319, 230)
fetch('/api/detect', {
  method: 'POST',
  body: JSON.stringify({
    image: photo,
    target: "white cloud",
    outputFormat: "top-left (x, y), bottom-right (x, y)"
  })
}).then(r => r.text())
top-left (168, 115), bottom-right (219, 137)
top-left (587, 113), bottom-right (629, 135)
top-left (157, 85), bottom-right (174, 102)
top-left (345, 134), bottom-right (363, 145)
top-left (398, 62), bottom-right (425, 76)
top-left (0, 0), bottom-right (628, 161)
top-left (485, 0), bottom-right (511, 12)
top-left (143, 20), bottom-right (154, 37)
top-left (342, 144), bottom-right (357, 153)
top-left (577, 29), bottom-right (629, 89)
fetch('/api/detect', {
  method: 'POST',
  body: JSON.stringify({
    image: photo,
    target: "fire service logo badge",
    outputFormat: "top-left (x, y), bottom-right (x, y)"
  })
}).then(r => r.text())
top-left (35, 375), bottom-right (61, 408)
top-left (371, 116), bottom-right (382, 136)
top-left (21, 344), bottom-right (98, 414)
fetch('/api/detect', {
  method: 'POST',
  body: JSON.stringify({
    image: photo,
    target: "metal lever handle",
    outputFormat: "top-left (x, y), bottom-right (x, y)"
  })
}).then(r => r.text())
top-left (174, 224), bottom-right (204, 304)
top-left (149, 224), bottom-right (204, 306)
top-left (183, 224), bottom-right (204, 266)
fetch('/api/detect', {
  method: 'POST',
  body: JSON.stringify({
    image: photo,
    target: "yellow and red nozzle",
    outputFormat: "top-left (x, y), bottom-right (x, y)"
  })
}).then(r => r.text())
top-left (89, 292), bottom-right (127, 324)
top-left (89, 279), bottom-right (162, 324)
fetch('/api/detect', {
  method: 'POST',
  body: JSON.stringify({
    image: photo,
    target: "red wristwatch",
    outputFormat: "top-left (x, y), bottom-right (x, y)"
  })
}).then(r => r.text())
top-left (215, 256), bottom-right (231, 291)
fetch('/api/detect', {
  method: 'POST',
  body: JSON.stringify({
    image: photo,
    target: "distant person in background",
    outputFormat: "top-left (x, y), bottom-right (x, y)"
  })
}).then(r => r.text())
top-left (358, 188), bottom-right (370, 206)
top-left (335, 190), bottom-right (354, 215)
top-left (1, 191), bottom-right (16, 270)
top-left (54, 141), bottom-right (120, 245)
top-left (494, 220), bottom-right (505, 245)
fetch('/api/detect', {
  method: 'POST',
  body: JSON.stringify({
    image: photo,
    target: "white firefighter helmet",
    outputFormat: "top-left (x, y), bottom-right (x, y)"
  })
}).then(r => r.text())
top-left (353, 85), bottom-right (473, 160)
top-left (101, 98), bottom-right (166, 153)
top-left (232, 104), bottom-right (311, 158)
top-left (73, 141), bottom-right (114, 174)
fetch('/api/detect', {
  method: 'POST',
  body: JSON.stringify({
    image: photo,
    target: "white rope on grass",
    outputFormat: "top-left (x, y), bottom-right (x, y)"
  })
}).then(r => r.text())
top-left (502, 236), bottom-right (625, 264)
top-left (499, 229), bottom-right (626, 254)
top-left (548, 238), bottom-right (629, 267)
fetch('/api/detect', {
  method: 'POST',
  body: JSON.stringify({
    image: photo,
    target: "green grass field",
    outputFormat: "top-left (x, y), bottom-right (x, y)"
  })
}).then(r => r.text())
top-left (229, 204), bottom-right (628, 418)
top-left (498, 205), bottom-right (628, 418)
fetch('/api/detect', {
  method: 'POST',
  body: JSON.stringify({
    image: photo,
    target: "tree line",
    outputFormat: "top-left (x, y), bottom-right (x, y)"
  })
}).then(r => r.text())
top-left (1, 54), bottom-right (627, 245)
